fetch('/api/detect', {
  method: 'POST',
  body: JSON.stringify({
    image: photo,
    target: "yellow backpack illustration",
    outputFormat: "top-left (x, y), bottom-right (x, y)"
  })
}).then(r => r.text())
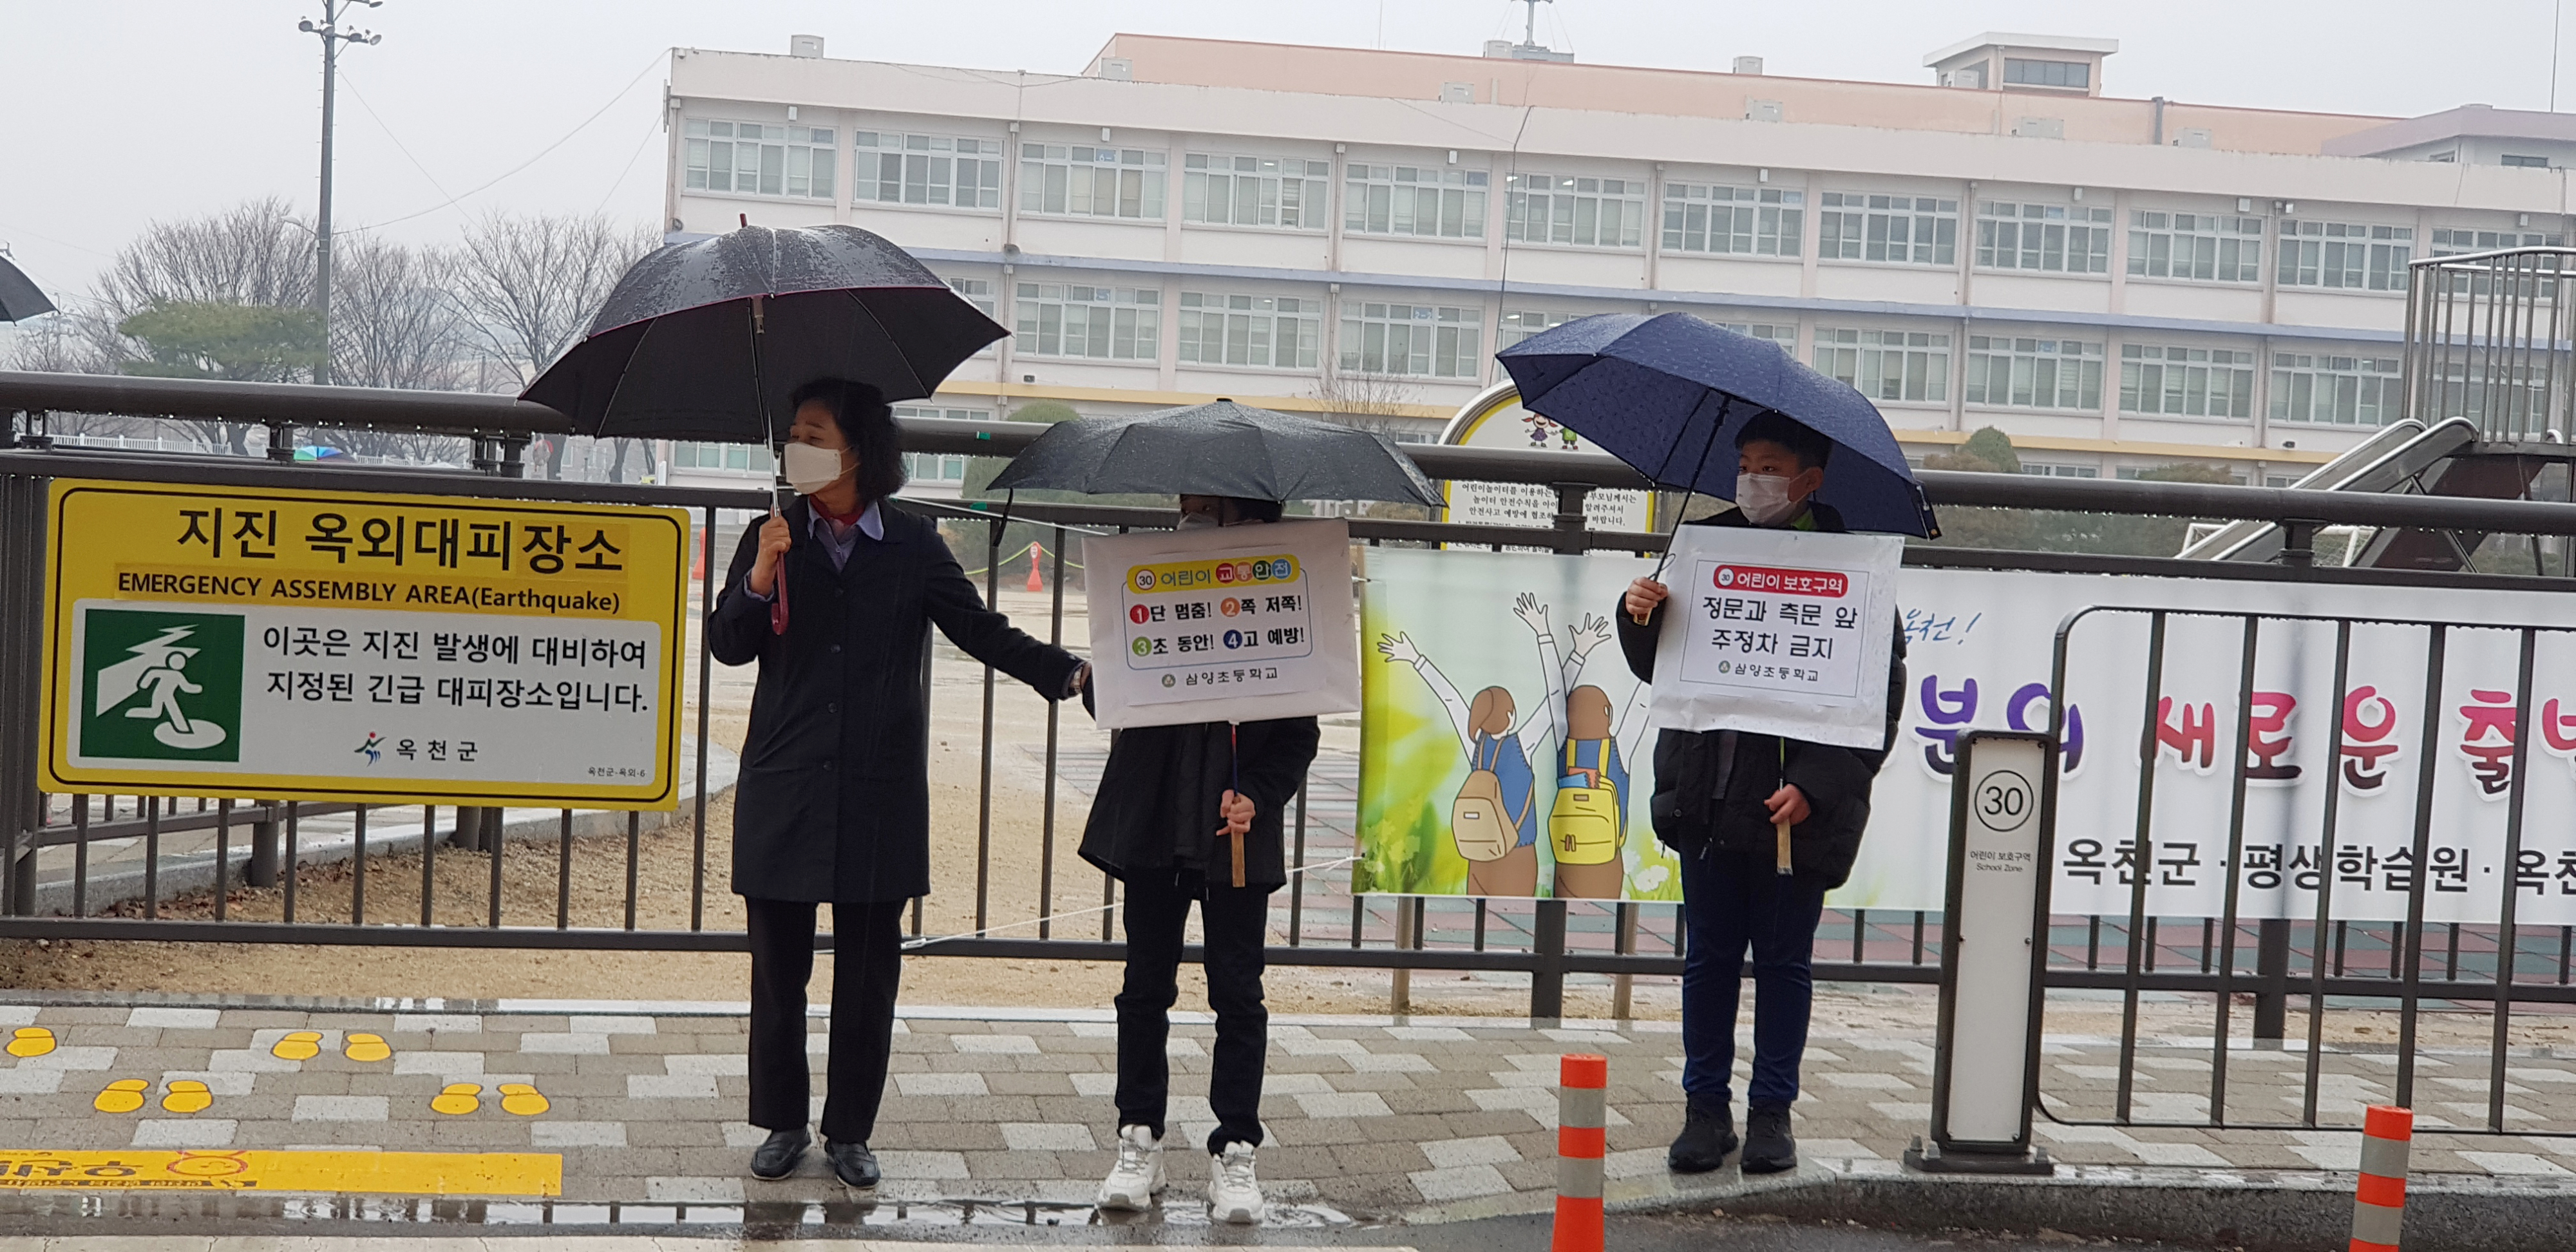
top-left (1549, 739), bottom-right (1622, 866)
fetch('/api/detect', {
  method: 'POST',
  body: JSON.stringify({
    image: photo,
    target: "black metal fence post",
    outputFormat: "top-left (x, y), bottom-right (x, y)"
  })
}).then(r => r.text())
top-left (2253, 918), bottom-right (2292, 1042)
top-left (1531, 898), bottom-right (1569, 1021)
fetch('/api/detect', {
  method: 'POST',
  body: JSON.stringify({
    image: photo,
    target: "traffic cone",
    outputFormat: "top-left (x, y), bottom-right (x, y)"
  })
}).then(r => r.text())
top-left (691, 528), bottom-right (705, 580)
top-left (2351, 1105), bottom-right (2412, 1251)
top-left (1551, 1053), bottom-right (1607, 1252)
top-left (1027, 542), bottom-right (1045, 593)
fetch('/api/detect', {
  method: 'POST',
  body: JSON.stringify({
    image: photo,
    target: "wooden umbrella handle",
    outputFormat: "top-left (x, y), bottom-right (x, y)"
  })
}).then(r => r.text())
top-left (1775, 820), bottom-right (1793, 877)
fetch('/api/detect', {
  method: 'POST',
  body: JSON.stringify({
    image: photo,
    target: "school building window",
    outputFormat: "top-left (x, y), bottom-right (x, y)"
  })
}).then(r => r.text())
top-left (2269, 352), bottom-right (2402, 426)
top-left (1662, 184), bottom-right (1803, 258)
top-left (1976, 202), bottom-right (2112, 274)
top-left (2119, 345), bottom-right (2256, 419)
top-left (851, 132), bottom-right (1001, 207)
top-left (1964, 336), bottom-right (2103, 411)
top-left (2003, 58), bottom-right (2088, 89)
top-left (2277, 220), bottom-right (2413, 292)
top-left (668, 443), bottom-right (775, 473)
top-left (889, 406), bottom-right (986, 483)
top-left (1814, 328), bottom-right (1949, 403)
top-left (1340, 302), bottom-right (1482, 378)
top-left (2128, 212), bottom-right (2264, 283)
top-left (1716, 321), bottom-right (1798, 346)
top-left (1019, 144), bottom-right (1166, 220)
top-left (2021, 462), bottom-right (2100, 478)
top-left (685, 120), bottom-right (836, 199)
top-left (1182, 154), bottom-right (1332, 229)
top-left (1819, 193), bottom-right (1958, 267)
top-left (1498, 310), bottom-right (1580, 349)
top-left (1014, 285), bottom-right (1160, 361)
top-left (1505, 174), bottom-right (1645, 248)
top-left (1177, 293), bottom-right (1321, 369)
top-left (1345, 164), bottom-right (1488, 240)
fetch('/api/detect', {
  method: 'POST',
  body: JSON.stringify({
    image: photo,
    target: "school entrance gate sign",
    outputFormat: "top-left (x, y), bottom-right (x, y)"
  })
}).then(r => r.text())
top-left (41, 479), bottom-right (689, 808)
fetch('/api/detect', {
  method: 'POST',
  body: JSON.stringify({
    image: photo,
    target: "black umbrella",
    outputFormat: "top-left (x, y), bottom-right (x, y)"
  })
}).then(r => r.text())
top-left (987, 399), bottom-right (1441, 507)
top-left (0, 254), bottom-right (57, 322)
top-left (523, 222), bottom-right (1005, 449)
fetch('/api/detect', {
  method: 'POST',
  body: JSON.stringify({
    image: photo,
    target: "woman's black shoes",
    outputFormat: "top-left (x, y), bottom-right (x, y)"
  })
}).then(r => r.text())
top-left (750, 1127), bottom-right (809, 1179)
top-left (1665, 1096), bottom-right (1739, 1173)
top-left (826, 1140), bottom-right (882, 1188)
top-left (1741, 1104), bottom-right (1797, 1175)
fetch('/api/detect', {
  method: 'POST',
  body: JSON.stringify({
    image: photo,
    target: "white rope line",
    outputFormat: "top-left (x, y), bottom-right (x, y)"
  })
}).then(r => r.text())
top-left (899, 854), bottom-right (1360, 951)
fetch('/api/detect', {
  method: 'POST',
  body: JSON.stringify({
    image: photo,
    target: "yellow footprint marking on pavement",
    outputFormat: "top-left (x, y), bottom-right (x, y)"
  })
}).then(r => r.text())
top-left (497, 1083), bottom-right (549, 1116)
top-left (343, 1032), bottom-right (391, 1063)
top-left (270, 1030), bottom-right (323, 1061)
top-left (93, 1079), bottom-right (149, 1114)
top-left (431, 1083), bottom-right (482, 1115)
top-left (6, 1027), bottom-right (54, 1058)
top-left (160, 1079), bottom-right (214, 1114)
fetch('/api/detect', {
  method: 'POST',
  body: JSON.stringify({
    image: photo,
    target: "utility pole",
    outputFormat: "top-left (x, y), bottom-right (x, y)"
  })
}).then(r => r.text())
top-left (299, 0), bottom-right (383, 385)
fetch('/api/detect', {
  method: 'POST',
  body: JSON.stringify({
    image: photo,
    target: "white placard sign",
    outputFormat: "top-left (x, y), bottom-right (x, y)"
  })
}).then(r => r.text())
top-left (1084, 518), bottom-right (1359, 730)
top-left (1649, 526), bottom-right (1902, 749)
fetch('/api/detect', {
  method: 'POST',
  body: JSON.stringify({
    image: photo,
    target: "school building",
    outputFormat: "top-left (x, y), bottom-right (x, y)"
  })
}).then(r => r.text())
top-left (655, 29), bottom-right (2576, 495)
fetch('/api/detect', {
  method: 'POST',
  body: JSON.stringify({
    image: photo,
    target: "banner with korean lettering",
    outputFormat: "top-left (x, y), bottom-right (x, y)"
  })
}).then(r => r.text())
top-left (1859, 567), bottom-right (2576, 927)
top-left (1083, 518), bottom-right (1358, 730)
top-left (1649, 526), bottom-right (1903, 750)
top-left (40, 480), bottom-right (690, 808)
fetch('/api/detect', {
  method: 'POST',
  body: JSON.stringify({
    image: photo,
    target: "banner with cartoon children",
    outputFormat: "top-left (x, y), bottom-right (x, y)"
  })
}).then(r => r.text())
top-left (1359, 547), bottom-right (1678, 901)
top-left (1363, 550), bottom-right (2576, 922)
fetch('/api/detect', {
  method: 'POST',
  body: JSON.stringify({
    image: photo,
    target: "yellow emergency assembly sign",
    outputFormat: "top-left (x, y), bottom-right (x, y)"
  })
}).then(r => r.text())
top-left (41, 479), bottom-right (688, 808)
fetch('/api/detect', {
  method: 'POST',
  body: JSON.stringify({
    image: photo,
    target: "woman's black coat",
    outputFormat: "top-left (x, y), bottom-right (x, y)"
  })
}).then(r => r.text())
top-left (708, 497), bottom-right (1082, 903)
top-left (1079, 716), bottom-right (1321, 892)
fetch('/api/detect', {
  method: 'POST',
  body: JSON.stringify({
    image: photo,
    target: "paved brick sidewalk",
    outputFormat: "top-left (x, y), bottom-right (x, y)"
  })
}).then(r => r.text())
top-left (7, 997), bottom-right (2576, 1220)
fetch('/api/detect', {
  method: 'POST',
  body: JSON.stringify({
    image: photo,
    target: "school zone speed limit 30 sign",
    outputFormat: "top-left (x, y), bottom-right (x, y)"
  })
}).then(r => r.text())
top-left (39, 479), bottom-right (689, 807)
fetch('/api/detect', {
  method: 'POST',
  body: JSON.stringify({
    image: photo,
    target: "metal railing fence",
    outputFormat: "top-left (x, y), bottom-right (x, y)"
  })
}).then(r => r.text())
top-left (12, 375), bottom-right (2576, 1140)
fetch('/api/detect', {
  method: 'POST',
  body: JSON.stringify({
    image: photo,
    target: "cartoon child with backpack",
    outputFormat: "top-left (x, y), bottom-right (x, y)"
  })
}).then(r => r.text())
top-left (1379, 593), bottom-right (1607, 895)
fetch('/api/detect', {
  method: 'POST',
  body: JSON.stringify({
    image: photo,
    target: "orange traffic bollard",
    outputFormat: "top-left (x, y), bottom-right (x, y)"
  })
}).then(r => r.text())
top-left (1552, 1053), bottom-right (1607, 1252)
top-left (2351, 1104), bottom-right (2412, 1252)
top-left (1027, 542), bottom-right (1045, 593)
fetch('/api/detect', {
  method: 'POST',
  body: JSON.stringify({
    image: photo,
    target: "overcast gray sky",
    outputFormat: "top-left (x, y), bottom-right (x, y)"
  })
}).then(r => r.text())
top-left (2, 0), bottom-right (2568, 319)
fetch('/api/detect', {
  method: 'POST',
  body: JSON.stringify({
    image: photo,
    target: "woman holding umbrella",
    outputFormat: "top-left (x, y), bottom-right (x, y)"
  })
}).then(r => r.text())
top-left (706, 380), bottom-right (1090, 1188)
top-left (526, 223), bottom-right (1073, 1188)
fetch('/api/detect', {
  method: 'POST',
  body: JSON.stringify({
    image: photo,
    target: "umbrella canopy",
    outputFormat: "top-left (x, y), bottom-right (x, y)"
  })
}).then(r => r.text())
top-left (522, 223), bottom-right (1005, 442)
top-left (987, 399), bottom-right (1442, 507)
top-left (1497, 312), bottom-right (1937, 536)
top-left (0, 254), bottom-right (57, 322)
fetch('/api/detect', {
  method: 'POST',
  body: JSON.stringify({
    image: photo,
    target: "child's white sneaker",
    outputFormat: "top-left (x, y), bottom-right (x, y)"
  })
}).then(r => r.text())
top-left (1095, 1124), bottom-right (1165, 1211)
top-left (1206, 1140), bottom-right (1263, 1224)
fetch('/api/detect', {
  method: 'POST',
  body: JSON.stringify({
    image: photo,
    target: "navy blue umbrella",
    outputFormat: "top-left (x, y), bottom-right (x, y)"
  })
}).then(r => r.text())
top-left (1496, 312), bottom-right (1937, 537)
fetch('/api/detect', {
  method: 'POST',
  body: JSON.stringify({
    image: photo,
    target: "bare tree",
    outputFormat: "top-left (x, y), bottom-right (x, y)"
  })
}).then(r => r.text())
top-left (2, 313), bottom-right (141, 441)
top-left (90, 198), bottom-right (320, 453)
top-left (448, 213), bottom-right (656, 478)
top-left (1305, 370), bottom-right (1440, 520)
top-left (328, 235), bottom-right (465, 392)
top-left (95, 197), bottom-right (316, 319)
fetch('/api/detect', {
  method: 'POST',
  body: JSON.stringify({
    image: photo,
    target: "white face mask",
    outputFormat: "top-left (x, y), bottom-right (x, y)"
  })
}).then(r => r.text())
top-left (782, 442), bottom-right (852, 495)
top-left (1177, 511), bottom-right (1220, 530)
top-left (1734, 471), bottom-right (1804, 526)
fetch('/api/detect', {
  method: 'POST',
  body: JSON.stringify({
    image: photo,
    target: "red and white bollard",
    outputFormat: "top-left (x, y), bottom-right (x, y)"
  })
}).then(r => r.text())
top-left (2350, 1104), bottom-right (2412, 1252)
top-left (1026, 542), bottom-right (1045, 593)
top-left (1552, 1053), bottom-right (1607, 1252)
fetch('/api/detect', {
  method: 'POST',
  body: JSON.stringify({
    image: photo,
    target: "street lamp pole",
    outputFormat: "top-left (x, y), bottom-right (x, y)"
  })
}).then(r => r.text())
top-left (299, 0), bottom-right (382, 386)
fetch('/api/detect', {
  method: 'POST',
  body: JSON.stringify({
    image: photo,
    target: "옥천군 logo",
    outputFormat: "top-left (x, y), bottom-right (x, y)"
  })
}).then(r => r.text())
top-left (78, 608), bottom-right (245, 763)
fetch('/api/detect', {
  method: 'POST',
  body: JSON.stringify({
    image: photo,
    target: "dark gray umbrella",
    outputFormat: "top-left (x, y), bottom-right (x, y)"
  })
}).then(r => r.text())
top-left (987, 399), bottom-right (1441, 507)
top-left (0, 254), bottom-right (57, 321)
top-left (522, 222), bottom-right (1003, 444)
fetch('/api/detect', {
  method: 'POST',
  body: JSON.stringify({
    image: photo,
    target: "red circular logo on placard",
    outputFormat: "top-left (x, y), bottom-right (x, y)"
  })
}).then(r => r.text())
top-left (1129, 605), bottom-right (1151, 625)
